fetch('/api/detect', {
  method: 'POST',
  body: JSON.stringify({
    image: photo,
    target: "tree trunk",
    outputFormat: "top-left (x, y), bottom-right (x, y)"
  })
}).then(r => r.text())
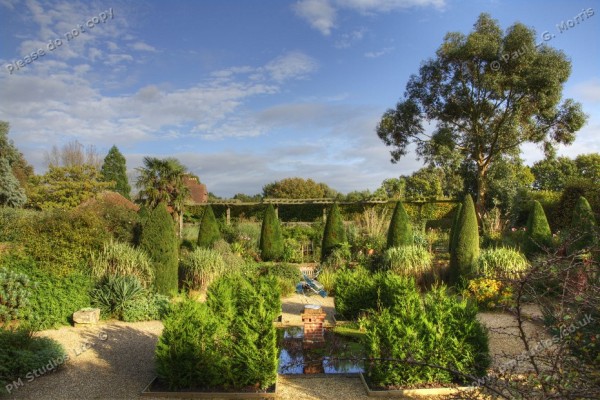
top-left (475, 164), bottom-right (487, 224)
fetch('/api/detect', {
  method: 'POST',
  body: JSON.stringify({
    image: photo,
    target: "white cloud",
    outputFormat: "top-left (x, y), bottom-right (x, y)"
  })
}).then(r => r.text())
top-left (364, 46), bottom-right (394, 58)
top-left (265, 51), bottom-right (318, 82)
top-left (130, 41), bottom-right (157, 52)
top-left (293, 0), bottom-right (337, 36)
top-left (334, 28), bottom-right (367, 48)
top-left (341, 0), bottom-right (446, 14)
top-left (294, 0), bottom-right (445, 35)
top-left (570, 78), bottom-right (600, 103)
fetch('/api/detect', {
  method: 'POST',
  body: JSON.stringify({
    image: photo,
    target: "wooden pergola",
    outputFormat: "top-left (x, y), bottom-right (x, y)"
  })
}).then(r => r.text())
top-left (187, 198), bottom-right (457, 224)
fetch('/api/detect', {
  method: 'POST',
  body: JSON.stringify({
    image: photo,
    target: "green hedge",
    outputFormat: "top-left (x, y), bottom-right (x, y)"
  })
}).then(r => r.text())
top-left (364, 285), bottom-right (489, 387)
top-left (156, 274), bottom-right (279, 390)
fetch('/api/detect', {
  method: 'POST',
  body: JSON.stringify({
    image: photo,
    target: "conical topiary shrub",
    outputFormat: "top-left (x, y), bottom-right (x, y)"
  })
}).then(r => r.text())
top-left (569, 196), bottom-right (597, 253)
top-left (449, 194), bottom-right (479, 285)
top-left (139, 202), bottom-right (179, 295)
top-left (448, 202), bottom-right (463, 253)
top-left (525, 200), bottom-right (552, 256)
top-left (197, 205), bottom-right (221, 249)
top-left (259, 204), bottom-right (284, 261)
top-left (387, 201), bottom-right (413, 249)
top-left (321, 203), bottom-right (347, 261)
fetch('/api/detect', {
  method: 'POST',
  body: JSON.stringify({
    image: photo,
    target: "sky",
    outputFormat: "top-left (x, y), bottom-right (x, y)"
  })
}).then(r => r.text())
top-left (1, 0), bottom-right (599, 197)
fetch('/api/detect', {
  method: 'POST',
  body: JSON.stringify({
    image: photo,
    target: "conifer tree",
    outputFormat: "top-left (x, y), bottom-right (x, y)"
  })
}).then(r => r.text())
top-left (321, 203), bottom-right (347, 261)
top-left (140, 202), bottom-right (179, 295)
top-left (449, 194), bottom-right (479, 284)
top-left (259, 204), bottom-right (284, 261)
top-left (386, 201), bottom-right (413, 248)
top-left (449, 202), bottom-right (463, 253)
top-left (197, 205), bottom-right (220, 248)
top-left (525, 200), bottom-right (552, 256)
top-left (100, 145), bottom-right (131, 199)
top-left (0, 121), bottom-right (27, 207)
top-left (570, 196), bottom-right (597, 253)
top-left (0, 158), bottom-right (26, 207)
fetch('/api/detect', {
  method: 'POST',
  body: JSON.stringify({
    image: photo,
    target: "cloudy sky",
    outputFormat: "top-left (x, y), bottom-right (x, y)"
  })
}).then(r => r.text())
top-left (1, 0), bottom-right (598, 197)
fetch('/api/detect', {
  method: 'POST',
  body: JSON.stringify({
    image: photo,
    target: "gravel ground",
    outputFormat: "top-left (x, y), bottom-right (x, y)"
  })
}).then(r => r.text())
top-left (280, 293), bottom-right (336, 327)
top-left (4, 301), bottom-right (545, 400)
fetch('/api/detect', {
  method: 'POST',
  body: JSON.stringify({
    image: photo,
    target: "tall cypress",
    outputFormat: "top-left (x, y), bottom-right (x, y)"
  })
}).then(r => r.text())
top-left (140, 202), bottom-right (179, 295)
top-left (449, 194), bottom-right (479, 284)
top-left (321, 203), bottom-right (347, 261)
top-left (197, 205), bottom-right (221, 248)
top-left (259, 204), bottom-right (284, 261)
top-left (386, 201), bottom-right (413, 248)
top-left (525, 200), bottom-right (552, 256)
top-left (448, 202), bottom-right (463, 253)
top-left (569, 196), bottom-right (597, 253)
top-left (100, 145), bottom-right (131, 199)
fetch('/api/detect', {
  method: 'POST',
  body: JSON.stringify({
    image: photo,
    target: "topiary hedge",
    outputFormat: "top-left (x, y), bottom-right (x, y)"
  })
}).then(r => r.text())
top-left (321, 203), bottom-right (347, 261)
top-left (139, 203), bottom-right (179, 296)
top-left (525, 200), bottom-right (552, 256)
top-left (449, 195), bottom-right (479, 285)
top-left (259, 204), bottom-right (284, 261)
top-left (197, 205), bottom-right (221, 249)
top-left (386, 201), bottom-right (413, 248)
top-left (569, 196), bottom-right (598, 254)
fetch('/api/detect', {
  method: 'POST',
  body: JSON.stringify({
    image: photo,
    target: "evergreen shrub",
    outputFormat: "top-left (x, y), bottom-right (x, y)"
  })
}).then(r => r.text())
top-left (139, 203), bottom-right (179, 295)
top-left (569, 196), bottom-right (597, 253)
top-left (387, 201), bottom-right (413, 248)
top-left (525, 200), bottom-right (552, 256)
top-left (449, 195), bottom-right (479, 284)
top-left (0, 329), bottom-right (67, 394)
top-left (321, 203), bottom-right (347, 261)
top-left (0, 268), bottom-right (32, 323)
top-left (259, 204), bottom-right (284, 261)
top-left (197, 205), bottom-right (221, 249)
top-left (364, 285), bottom-right (489, 388)
top-left (156, 274), bottom-right (279, 391)
top-left (2, 256), bottom-right (93, 329)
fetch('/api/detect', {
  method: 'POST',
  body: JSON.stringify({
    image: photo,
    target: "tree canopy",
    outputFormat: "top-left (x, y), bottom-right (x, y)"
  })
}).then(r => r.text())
top-left (376, 13), bottom-right (587, 217)
top-left (136, 157), bottom-right (190, 236)
top-left (101, 145), bottom-right (131, 199)
top-left (532, 153), bottom-right (599, 191)
top-left (28, 164), bottom-right (112, 210)
top-left (263, 177), bottom-right (337, 199)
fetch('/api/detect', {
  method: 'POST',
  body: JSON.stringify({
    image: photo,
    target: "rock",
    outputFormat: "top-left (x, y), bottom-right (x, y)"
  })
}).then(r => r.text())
top-left (73, 308), bottom-right (101, 326)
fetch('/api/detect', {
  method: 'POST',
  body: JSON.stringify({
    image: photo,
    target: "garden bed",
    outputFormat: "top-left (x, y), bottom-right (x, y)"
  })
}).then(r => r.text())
top-left (359, 373), bottom-right (476, 398)
top-left (141, 376), bottom-right (277, 398)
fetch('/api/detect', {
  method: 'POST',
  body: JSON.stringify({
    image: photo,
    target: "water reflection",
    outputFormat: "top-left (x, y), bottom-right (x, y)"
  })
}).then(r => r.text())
top-left (277, 327), bottom-right (364, 374)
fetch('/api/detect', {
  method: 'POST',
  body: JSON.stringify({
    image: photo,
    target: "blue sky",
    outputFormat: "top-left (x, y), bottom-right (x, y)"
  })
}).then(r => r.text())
top-left (1, 0), bottom-right (598, 197)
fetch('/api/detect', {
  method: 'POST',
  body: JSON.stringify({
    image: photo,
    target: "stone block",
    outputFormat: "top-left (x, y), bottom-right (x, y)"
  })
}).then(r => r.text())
top-left (73, 308), bottom-right (101, 326)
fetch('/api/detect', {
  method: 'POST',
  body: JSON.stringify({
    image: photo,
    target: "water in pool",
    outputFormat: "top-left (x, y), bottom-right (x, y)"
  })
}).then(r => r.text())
top-left (277, 327), bottom-right (365, 374)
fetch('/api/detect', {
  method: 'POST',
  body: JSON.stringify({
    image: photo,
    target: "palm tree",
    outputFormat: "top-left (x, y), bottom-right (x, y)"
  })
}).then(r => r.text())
top-left (136, 157), bottom-right (190, 237)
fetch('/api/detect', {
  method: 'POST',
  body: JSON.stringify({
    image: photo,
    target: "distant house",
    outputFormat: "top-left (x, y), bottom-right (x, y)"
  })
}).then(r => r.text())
top-left (183, 175), bottom-right (208, 204)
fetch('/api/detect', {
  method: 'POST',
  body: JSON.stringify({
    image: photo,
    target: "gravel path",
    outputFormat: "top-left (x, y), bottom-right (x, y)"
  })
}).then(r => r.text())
top-left (280, 293), bottom-right (336, 326)
top-left (4, 301), bottom-right (546, 400)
